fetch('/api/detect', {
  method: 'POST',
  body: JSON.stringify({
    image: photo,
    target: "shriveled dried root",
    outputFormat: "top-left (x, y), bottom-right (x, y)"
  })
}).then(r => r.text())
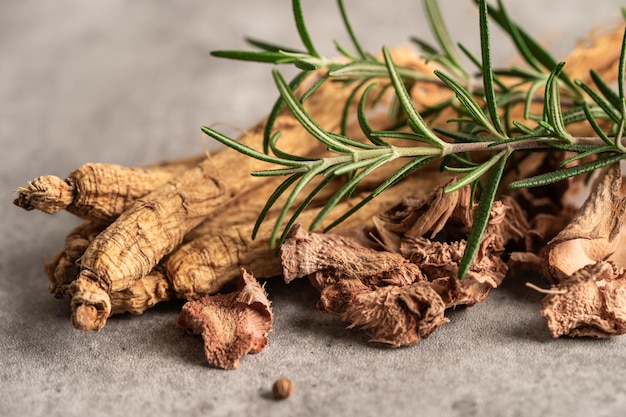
top-left (541, 261), bottom-right (626, 338)
top-left (371, 184), bottom-right (529, 307)
top-left (318, 279), bottom-right (448, 347)
top-left (536, 163), bottom-right (626, 338)
top-left (110, 270), bottom-right (172, 315)
top-left (282, 227), bottom-right (447, 346)
top-left (546, 163), bottom-right (626, 280)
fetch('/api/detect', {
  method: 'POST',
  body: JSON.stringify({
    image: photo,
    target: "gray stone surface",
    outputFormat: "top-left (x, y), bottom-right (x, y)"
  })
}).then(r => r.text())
top-left (1, 1), bottom-right (625, 416)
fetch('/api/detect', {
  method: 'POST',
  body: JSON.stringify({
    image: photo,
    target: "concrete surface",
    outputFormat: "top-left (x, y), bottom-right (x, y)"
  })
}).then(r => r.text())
top-left (1, 1), bottom-right (626, 416)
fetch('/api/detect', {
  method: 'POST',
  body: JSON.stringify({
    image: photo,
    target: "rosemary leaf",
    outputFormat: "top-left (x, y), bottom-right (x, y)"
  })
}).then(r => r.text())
top-left (423, 0), bottom-right (468, 80)
top-left (309, 154), bottom-right (394, 232)
top-left (383, 47), bottom-right (449, 149)
top-left (323, 156), bottom-right (437, 231)
top-left (252, 174), bottom-right (302, 240)
top-left (458, 150), bottom-right (509, 279)
top-left (273, 69), bottom-right (353, 154)
top-left (358, 83), bottom-right (389, 146)
top-left (292, 0), bottom-right (320, 58)
top-left (509, 154), bottom-right (626, 189)
top-left (337, 0), bottom-right (367, 59)
top-left (478, 0), bottom-right (505, 136)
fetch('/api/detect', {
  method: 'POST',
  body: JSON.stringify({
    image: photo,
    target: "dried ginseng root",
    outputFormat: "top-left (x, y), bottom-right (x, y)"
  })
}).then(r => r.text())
top-left (176, 269), bottom-right (272, 370)
top-left (538, 163), bottom-right (626, 338)
top-left (45, 221), bottom-right (108, 299)
top-left (545, 163), bottom-right (626, 280)
top-left (281, 226), bottom-right (448, 347)
top-left (371, 183), bottom-right (529, 307)
top-left (109, 270), bottom-right (172, 316)
top-left (14, 155), bottom-right (205, 222)
top-left (541, 261), bottom-right (626, 338)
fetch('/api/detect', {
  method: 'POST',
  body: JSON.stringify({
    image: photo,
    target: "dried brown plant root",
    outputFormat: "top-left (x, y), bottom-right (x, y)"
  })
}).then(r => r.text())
top-left (110, 270), bottom-right (172, 315)
top-left (14, 156), bottom-right (205, 222)
top-left (69, 156), bottom-right (231, 331)
top-left (546, 163), bottom-right (626, 280)
top-left (281, 225), bottom-right (424, 288)
top-left (176, 268), bottom-right (272, 370)
top-left (281, 227), bottom-right (450, 347)
top-left (317, 279), bottom-right (448, 347)
top-left (371, 185), bottom-right (529, 307)
top-left (45, 221), bottom-right (108, 299)
top-left (541, 261), bottom-right (626, 338)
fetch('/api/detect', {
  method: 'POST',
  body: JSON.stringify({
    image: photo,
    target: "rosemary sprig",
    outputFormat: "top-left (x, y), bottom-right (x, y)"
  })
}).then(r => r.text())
top-left (204, 0), bottom-right (626, 278)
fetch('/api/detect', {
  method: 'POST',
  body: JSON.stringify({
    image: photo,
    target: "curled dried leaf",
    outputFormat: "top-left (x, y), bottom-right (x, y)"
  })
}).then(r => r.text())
top-left (541, 261), bottom-right (626, 338)
top-left (176, 268), bottom-right (272, 370)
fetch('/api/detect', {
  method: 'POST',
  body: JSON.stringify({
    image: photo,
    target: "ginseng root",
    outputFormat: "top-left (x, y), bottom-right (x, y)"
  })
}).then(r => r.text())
top-left (14, 155), bottom-right (205, 222)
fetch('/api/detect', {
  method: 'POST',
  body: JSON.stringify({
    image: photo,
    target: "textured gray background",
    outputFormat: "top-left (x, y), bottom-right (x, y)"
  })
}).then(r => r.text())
top-left (2, 1), bottom-right (626, 416)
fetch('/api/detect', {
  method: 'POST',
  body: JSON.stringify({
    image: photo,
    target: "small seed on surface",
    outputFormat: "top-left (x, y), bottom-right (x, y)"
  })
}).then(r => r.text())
top-left (272, 377), bottom-right (294, 400)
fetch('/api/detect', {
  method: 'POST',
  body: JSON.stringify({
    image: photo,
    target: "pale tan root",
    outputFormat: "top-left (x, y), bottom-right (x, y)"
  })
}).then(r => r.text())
top-left (45, 221), bottom-right (109, 298)
top-left (110, 270), bottom-right (172, 315)
top-left (14, 155), bottom-right (206, 222)
top-left (541, 261), bottom-right (626, 338)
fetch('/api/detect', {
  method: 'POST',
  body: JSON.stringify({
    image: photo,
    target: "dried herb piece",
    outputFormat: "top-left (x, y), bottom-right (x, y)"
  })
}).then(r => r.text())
top-left (372, 184), bottom-right (529, 306)
top-left (281, 225), bottom-right (424, 287)
top-left (317, 279), bottom-right (447, 347)
top-left (176, 269), bottom-right (272, 370)
top-left (546, 163), bottom-right (626, 280)
top-left (281, 226), bottom-right (450, 347)
top-left (541, 261), bottom-right (626, 338)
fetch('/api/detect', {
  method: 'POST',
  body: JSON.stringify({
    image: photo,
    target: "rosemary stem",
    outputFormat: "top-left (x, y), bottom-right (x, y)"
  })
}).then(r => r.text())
top-left (445, 136), bottom-right (622, 155)
top-left (315, 136), bottom-right (625, 171)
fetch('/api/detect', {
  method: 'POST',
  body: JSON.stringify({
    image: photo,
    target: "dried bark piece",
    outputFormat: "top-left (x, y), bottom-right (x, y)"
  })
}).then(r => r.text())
top-left (546, 164), bottom-right (626, 280)
top-left (176, 269), bottom-right (272, 370)
top-left (541, 261), bottom-right (626, 338)
top-left (281, 225), bottom-right (424, 287)
top-left (317, 278), bottom-right (448, 347)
